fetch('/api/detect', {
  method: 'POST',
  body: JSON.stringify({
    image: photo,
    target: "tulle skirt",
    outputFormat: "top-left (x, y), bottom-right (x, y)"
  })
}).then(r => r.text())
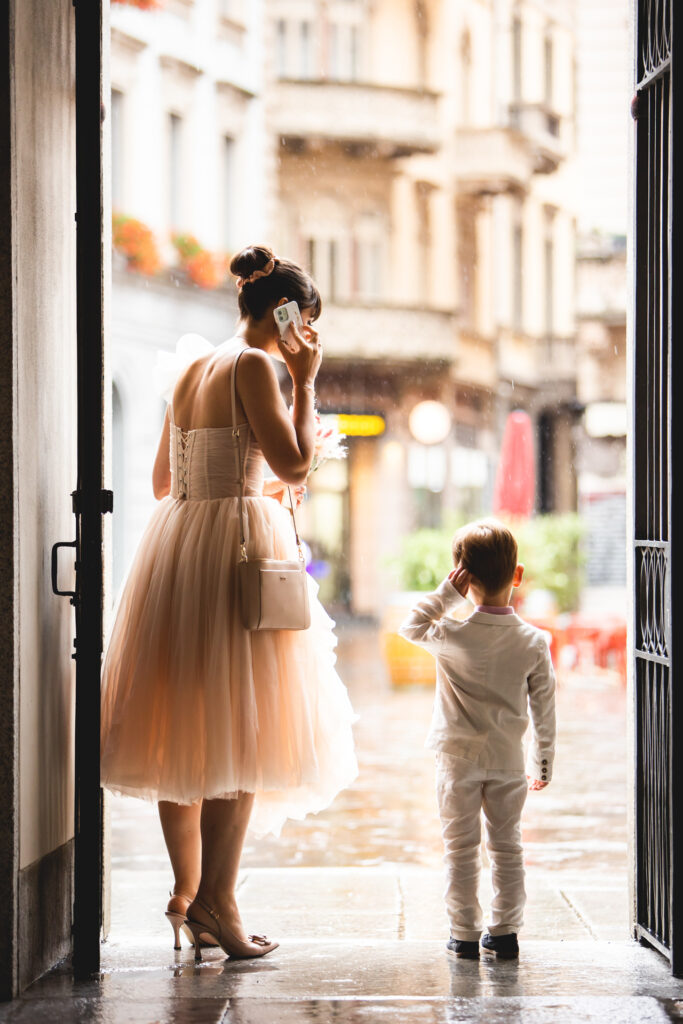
top-left (100, 494), bottom-right (358, 836)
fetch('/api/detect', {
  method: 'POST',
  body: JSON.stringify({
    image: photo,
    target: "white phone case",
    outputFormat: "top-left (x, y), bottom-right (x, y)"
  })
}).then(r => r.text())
top-left (274, 301), bottom-right (303, 352)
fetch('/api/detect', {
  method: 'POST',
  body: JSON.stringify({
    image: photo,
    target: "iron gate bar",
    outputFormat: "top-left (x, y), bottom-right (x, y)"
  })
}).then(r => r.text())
top-left (73, 0), bottom-right (105, 979)
top-left (633, 0), bottom-right (683, 977)
top-left (669, 0), bottom-right (683, 978)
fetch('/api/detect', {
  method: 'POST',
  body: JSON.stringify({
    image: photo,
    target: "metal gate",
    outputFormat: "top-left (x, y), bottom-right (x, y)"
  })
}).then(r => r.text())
top-left (633, 0), bottom-right (683, 976)
top-left (51, 0), bottom-right (109, 980)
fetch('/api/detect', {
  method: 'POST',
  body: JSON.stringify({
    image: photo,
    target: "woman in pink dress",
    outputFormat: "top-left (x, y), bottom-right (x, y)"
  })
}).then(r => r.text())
top-left (100, 245), bottom-right (357, 959)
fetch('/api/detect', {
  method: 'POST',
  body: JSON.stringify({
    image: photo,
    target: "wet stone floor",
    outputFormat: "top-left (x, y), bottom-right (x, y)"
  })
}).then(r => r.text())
top-left (4, 623), bottom-right (683, 1023)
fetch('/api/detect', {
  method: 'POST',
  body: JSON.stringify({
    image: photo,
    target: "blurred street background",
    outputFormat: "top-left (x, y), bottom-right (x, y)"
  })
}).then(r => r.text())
top-left (107, 0), bottom-right (632, 959)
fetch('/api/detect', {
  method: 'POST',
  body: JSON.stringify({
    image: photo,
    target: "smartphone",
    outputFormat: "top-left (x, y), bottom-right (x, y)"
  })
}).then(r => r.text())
top-left (273, 300), bottom-right (303, 352)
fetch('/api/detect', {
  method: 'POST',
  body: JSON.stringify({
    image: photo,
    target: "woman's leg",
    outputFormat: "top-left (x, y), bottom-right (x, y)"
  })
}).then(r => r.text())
top-left (191, 792), bottom-right (255, 940)
top-left (158, 800), bottom-right (202, 913)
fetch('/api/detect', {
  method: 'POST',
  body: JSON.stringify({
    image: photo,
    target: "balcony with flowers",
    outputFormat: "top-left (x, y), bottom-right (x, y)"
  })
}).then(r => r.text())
top-left (112, 215), bottom-right (229, 292)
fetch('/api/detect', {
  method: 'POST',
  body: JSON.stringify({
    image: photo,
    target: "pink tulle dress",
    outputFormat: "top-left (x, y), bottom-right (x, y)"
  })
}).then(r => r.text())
top-left (100, 337), bottom-right (358, 836)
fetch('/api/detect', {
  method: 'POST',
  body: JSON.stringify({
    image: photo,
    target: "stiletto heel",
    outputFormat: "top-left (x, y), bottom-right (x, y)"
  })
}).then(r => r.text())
top-left (165, 911), bottom-right (186, 950)
top-left (186, 918), bottom-right (208, 962)
top-left (186, 896), bottom-right (279, 960)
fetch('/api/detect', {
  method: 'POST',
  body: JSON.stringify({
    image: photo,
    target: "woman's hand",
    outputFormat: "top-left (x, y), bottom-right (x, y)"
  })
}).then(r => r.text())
top-left (277, 322), bottom-right (322, 388)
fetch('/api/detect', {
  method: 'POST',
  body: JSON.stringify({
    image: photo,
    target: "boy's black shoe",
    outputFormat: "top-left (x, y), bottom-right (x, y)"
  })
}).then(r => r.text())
top-left (480, 932), bottom-right (519, 959)
top-left (446, 937), bottom-right (479, 959)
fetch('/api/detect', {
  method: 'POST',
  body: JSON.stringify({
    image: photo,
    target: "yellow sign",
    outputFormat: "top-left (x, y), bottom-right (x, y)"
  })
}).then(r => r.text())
top-left (335, 414), bottom-right (386, 437)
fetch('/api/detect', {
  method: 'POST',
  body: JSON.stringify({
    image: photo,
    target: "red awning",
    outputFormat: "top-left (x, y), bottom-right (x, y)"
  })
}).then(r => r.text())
top-left (492, 410), bottom-right (535, 518)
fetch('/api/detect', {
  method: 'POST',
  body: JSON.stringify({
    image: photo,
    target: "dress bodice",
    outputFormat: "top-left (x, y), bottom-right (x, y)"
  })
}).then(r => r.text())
top-left (169, 418), bottom-right (264, 500)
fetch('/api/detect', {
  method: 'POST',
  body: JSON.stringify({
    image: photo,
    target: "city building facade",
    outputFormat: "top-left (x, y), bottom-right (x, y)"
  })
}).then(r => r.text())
top-left (573, 0), bottom-right (630, 590)
top-left (110, 0), bottom-right (579, 614)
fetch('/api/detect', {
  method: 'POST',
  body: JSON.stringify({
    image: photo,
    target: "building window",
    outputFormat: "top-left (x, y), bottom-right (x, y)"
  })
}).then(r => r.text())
top-left (457, 201), bottom-right (477, 329)
top-left (300, 21), bottom-right (313, 78)
top-left (329, 23), bottom-right (340, 79)
top-left (512, 205), bottom-right (523, 331)
top-left (460, 30), bottom-right (472, 126)
top-left (306, 236), bottom-right (341, 301)
top-left (168, 112), bottom-right (183, 229)
top-left (511, 14), bottom-right (522, 105)
top-left (544, 30), bottom-right (553, 107)
top-left (354, 210), bottom-right (384, 301)
top-left (415, 182), bottom-right (432, 300)
top-left (350, 25), bottom-right (360, 81)
top-left (306, 237), bottom-right (316, 278)
top-left (544, 210), bottom-right (555, 338)
top-left (223, 136), bottom-right (235, 250)
top-left (543, 29), bottom-right (559, 134)
top-left (328, 239), bottom-right (338, 302)
top-left (327, 22), bottom-right (360, 81)
top-left (357, 240), bottom-right (381, 300)
top-left (111, 89), bottom-right (124, 209)
top-left (276, 19), bottom-right (287, 78)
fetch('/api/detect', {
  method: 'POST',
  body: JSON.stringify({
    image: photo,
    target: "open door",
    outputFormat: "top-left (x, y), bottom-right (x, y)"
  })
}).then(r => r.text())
top-left (71, 0), bottom-right (110, 979)
top-left (632, 0), bottom-right (683, 976)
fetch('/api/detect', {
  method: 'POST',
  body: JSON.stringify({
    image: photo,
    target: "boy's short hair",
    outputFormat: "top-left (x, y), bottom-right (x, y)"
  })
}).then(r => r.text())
top-left (452, 519), bottom-right (518, 595)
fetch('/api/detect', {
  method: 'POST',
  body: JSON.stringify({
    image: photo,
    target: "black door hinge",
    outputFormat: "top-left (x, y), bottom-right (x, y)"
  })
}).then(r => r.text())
top-left (71, 489), bottom-right (114, 515)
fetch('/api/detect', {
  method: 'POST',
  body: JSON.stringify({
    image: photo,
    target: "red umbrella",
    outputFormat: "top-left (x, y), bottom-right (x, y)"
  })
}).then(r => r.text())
top-left (492, 410), bottom-right (535, 518)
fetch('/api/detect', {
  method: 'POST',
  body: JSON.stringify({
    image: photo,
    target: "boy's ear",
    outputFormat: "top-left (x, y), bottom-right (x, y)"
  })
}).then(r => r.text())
top-left (512, 563), bottom-right (524, 587)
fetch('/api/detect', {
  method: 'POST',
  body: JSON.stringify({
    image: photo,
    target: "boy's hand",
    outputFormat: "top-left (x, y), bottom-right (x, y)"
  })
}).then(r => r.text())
top-left (527, 776), bottom-right (549, 791)
top-left (448, 565), bottom-right (472, 599)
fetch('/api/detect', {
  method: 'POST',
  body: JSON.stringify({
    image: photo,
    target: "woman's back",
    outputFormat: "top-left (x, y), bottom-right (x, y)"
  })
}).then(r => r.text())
top-left (169, 345), bottom-right (263, 501)
top-left (171, 345), bottom-right (248, 432)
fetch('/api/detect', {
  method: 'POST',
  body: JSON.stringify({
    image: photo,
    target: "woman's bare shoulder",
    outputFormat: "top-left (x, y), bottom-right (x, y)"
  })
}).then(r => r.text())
top-left (235, 347), bottom-right (279, 392)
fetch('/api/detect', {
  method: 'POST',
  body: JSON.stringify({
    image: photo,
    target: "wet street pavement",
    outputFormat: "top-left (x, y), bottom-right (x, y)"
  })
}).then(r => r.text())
top-left (3, 622), bottom-right (683, 1023)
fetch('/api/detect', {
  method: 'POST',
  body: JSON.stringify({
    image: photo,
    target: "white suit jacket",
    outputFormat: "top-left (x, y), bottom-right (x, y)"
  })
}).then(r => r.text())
top-left (399, 579), bottom-right (556, 782)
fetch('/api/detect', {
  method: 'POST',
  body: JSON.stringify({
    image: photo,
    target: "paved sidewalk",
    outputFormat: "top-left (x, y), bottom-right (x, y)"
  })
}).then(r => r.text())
top-left (3, 623), bottom-right (681, 1022)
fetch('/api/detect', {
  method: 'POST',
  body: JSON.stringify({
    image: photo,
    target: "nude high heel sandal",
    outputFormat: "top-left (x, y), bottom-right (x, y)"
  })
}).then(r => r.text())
top-left (166, 891), bottom-right (220, 950)
top-left (165, 909), bottom-right (189, 951)
top-left (186, 896), bottom-right (279, 961)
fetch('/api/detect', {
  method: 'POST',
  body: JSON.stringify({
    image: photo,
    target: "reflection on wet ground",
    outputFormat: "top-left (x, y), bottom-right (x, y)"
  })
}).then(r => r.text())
top-left (4, 623), bottom-right (665, 1024)
top-left (238, 623), bottom-right (628, 875)
top-left (109, 622), bottom-right (628, 878)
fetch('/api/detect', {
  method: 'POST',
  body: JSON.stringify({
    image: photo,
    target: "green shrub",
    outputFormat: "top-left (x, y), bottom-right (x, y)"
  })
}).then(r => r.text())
top-left (515, 514), bottom-right (586, 612)
top-left (391, 513), bottom-right (586, 612)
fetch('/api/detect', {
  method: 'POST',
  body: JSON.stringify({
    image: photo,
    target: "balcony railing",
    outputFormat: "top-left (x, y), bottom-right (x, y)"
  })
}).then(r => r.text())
top-left (498, 330), bottom-right (576, 388)
top-left (536, 335), bottom-right (577, 382)
top-left (455, 127), bottom-right (536, 195)
top-left (320, 302), bottom-right (457, 361)
top-left (507, 102), bottom-right (566, 174)
top-left (270, 79), bottom-right (441, 156)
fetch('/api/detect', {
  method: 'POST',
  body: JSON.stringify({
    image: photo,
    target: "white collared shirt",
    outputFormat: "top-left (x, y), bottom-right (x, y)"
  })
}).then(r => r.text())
top-left (399, 579), bottom-right (556, 781)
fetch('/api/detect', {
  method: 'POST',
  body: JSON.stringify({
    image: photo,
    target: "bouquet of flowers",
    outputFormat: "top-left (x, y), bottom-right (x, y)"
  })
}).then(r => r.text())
top-left (311, 412), bottom-right (347, 474)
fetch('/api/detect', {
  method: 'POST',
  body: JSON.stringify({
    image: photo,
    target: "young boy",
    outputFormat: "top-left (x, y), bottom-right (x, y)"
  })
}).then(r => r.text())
top-left (399, 518), bottom-right (556, 960)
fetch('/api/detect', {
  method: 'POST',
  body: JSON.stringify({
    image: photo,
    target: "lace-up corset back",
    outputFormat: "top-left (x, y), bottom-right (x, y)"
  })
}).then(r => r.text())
top-left (170, 419), bottom-right (263, 500)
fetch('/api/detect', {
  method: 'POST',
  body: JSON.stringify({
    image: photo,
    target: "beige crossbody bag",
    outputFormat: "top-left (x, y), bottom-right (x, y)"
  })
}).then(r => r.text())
top-left (231, 349), bottom-right (311, 631)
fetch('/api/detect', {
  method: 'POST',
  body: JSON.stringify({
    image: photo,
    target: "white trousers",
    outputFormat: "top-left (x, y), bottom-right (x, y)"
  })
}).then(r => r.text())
top-left (435, 751), bottom-right (528, 941)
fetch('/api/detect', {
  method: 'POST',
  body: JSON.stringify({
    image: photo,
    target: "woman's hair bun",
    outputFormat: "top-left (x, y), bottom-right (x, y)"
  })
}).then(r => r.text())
top-left (229, 245), bottom-right (275, 280)
top-left (229, 243), bottom-right (323, 323)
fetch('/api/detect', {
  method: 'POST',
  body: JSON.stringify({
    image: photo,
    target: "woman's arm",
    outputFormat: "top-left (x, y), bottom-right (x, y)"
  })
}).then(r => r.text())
top-left (152, 407), bottom-right (171, 499)
top-left (236, 341), bottom-right (319, 486)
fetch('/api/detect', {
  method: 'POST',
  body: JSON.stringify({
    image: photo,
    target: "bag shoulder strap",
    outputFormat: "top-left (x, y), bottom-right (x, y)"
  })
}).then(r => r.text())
top-left (230, 348), bottom-right (304, 563)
